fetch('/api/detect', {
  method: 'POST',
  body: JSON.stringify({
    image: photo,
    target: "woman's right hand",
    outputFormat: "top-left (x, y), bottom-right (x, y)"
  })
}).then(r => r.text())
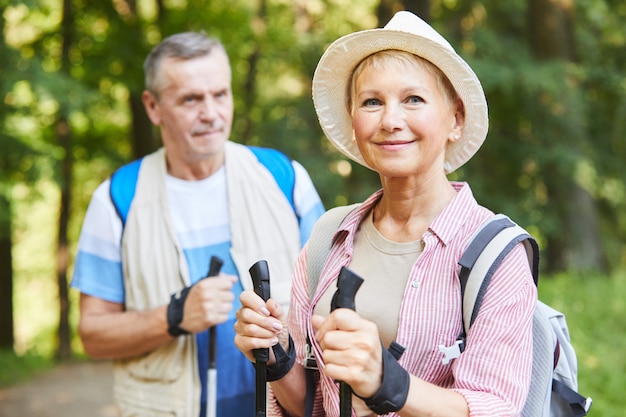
top-left (234, 289), bottom-right (288, 364)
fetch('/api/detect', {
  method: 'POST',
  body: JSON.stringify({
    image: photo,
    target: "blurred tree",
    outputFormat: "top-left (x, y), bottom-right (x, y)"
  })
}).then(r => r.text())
top-left (378, 0), bottom-right (430, 23)
top-left (527, 0), bottom-right (606, 271)
top-left (115, 0), bottom-right (158, 158)
top-left (450, 0), bottom-right (623, 272)
top-left (0, 0), bottom-right (48, 350)
top-left (54, 0), bottom-right (73, 361)
top-left (0, 194), bottom-right (13, 350)
top-left (0, 2), bottom-right (15, 351)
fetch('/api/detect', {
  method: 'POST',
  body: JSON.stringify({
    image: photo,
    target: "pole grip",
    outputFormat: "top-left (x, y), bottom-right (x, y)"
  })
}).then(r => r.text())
top-left (250, 260), bottom-right (271, 362)
top-left (331, 266), bottom-right (364, 312)
top-left (330, 266), bottom-right (364, 417)
top-left (207, 256), bottom-right (224, 278)
top-left (249, 260), bottom-right (271, 417)
top-left (250, 260), bottom-right (271, 302)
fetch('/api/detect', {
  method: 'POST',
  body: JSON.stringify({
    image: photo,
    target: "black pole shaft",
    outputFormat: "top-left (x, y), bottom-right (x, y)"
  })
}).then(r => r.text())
top-left (207, 256), bottom-right (224, 371)
top-left (331, 267), bottom-right (364, 417)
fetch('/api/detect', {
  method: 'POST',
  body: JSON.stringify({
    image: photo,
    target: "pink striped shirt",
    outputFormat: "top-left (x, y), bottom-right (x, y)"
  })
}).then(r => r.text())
top-left (270, 182), bottom-right (536, 417)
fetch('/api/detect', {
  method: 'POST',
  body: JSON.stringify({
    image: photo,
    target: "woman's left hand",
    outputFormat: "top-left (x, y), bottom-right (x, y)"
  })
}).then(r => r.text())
top-left (311, 309), bottom-right (383, 398)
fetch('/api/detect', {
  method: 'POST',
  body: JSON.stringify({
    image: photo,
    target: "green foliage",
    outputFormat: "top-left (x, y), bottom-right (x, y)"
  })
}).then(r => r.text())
top-left (447, 1), bottom-right (626, 271)
top-left (0, 349), bottom-right (53, 387)
top-left (539, 271), bottom-right (626, 417)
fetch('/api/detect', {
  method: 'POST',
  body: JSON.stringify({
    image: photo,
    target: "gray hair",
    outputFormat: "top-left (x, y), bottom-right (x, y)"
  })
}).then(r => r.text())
top-left (143, 32), bottom-right (229, 95)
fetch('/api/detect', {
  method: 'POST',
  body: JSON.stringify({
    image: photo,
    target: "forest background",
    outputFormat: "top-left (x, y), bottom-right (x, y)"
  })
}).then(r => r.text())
top-left (1, 0), bottom-right (625, 415)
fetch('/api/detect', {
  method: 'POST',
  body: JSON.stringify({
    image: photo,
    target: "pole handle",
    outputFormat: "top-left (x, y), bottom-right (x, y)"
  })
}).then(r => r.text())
top-left (249, 260), bottom-right (271, 416)
top-left (249, 260), bottom-right (271, 363)
top-left (331, 266), bottom-right (364, 312)
top-left (250, 260), bottom-right (271, 301)
top-left (330, 266), bottom-right (364, 417)
top-left (207, 256), bottom-right (224, 278)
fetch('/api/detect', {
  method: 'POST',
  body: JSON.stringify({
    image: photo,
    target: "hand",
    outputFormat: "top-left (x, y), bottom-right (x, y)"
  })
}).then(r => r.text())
top-left (234, 290), bottom-right (287, 363)
top-left (178, 273), bottom-right (237, 333)
top-left (311, 309), bottom-right (383, 398)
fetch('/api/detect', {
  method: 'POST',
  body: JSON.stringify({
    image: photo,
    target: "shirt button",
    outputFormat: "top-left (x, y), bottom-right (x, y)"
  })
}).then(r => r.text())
top-left (411, 281), bottom-right (420, 289)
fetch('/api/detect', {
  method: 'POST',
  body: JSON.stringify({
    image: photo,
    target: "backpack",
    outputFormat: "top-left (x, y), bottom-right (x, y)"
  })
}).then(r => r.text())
top-left (109, 146), bottom-right (297, 225)
top-left (305, 207), bottom-right (592, 417)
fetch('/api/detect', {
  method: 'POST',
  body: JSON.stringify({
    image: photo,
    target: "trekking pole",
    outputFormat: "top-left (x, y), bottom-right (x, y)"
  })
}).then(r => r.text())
top-left (330, 267), bottom-right (364, 417)
top-left (206, 256), bottom-right (224, 417)
top-left (249, 260), bottom-right (271, 417)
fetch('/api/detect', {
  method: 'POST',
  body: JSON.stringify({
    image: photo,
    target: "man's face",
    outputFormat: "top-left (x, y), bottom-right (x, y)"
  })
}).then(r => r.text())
top-left (143, 51), bottom-right (234, 166)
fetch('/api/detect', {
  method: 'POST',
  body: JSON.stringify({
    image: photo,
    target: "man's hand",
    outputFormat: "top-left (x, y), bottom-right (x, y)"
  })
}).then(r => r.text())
top-left (178, 274), bottom-right (238, 333)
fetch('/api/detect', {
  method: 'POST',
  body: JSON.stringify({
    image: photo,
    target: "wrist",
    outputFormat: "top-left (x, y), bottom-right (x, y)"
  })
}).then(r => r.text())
top-left (357, 341), bottom-right (409, 415)
top-left (167, 286), bottom-right (192, 337)
top-left (266, 334), bottom-right (296, 381)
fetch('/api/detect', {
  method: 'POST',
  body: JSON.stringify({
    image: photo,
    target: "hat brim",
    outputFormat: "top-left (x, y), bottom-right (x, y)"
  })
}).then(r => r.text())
top-left (313, 25), bottom-right (488, 174)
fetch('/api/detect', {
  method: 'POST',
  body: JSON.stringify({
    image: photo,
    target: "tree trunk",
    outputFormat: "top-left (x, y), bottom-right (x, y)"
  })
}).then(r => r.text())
top-left (127, 0), bottom-right (157, 159)
top-left (55, 0), bottom-right (73, 361)
top-left (239, 0), bottom-right (266, 145)
top-left (0, 195), bottom-right (14, 350)
top-left (56, 116), bottom-right (72, 361)
top-left (377, 0), bottom-right (430, 24)
top-left (130, 93), bottom-right (157, 159)
top-left (0, 4), bottom-right (15, 351)
top-left (527, 0), bottom-right (607, 272)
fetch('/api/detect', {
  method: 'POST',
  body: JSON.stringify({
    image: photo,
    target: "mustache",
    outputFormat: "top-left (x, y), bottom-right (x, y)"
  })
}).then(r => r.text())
top-left (191, 124), bottom-right (221, 135)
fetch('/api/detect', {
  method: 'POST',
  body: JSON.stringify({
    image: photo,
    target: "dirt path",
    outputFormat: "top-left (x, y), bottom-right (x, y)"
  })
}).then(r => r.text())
top-left (0, 360), bottom-right (119, 417)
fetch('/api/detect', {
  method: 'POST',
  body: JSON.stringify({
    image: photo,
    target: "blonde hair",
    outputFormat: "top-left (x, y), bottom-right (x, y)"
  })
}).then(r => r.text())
top-left (348, 50), bottom-right (462, 114)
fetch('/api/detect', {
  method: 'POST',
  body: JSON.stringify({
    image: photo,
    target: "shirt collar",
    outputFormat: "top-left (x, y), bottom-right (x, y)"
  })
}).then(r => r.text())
top-left (429, 182), bottom-right (478, 246)
top-left (333, 182), bottom-right (479, 248)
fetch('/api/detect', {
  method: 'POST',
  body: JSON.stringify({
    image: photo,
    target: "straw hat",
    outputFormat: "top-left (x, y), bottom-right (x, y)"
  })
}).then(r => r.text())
top-left (312, 11), bottom-right (488, 174)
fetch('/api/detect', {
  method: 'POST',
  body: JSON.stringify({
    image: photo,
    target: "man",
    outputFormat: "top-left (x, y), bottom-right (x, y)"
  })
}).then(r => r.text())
top-left (71, 32), bottom-right (324, 417)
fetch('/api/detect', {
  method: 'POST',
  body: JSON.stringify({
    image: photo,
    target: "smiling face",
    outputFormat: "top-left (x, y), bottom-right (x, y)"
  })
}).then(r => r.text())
top-left (142, 50), bottom-right (234, 177)
top-left (350, 51), bottom-right (464, 181)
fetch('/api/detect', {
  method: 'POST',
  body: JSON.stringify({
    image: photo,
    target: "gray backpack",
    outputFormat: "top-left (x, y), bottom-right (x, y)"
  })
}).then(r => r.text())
top-left (306, 207), bottom-right (592, 417)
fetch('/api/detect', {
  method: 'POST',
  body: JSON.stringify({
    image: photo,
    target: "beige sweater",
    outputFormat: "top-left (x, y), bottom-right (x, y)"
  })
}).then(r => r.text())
top-left (113, 143), bottom-right (300, 416)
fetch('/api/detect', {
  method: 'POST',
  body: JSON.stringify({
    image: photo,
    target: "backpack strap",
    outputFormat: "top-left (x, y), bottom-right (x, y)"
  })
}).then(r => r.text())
top-left (458, 214), bottom-right (539, 335)
top-left (305, 204), bottom-right (361, 300)
top-left (109, 158), bottom-right (143, 227)
top-left (302, 203), bottom-right (360, 417)
top-left (110, 146), bottom-right (298, 226)
top-left (553, 379), bottom-right (592, 417)
top-left (438, 214), bottom-right (537, 364)
top-left (248, 146), bottom-right (296, 212)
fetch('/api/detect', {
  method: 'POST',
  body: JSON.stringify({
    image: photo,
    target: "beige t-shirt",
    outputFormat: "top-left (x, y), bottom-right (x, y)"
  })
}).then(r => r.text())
top-left (314, 210), bottom-right (423, 347)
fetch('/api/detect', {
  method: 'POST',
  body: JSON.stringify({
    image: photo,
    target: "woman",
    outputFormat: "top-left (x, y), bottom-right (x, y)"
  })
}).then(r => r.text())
top-left (234, 11), bottom-right (536, 417)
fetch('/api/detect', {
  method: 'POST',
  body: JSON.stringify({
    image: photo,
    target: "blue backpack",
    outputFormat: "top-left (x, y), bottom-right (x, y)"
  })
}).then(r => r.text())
top-left (109, 146), bottom-right (297, 225)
